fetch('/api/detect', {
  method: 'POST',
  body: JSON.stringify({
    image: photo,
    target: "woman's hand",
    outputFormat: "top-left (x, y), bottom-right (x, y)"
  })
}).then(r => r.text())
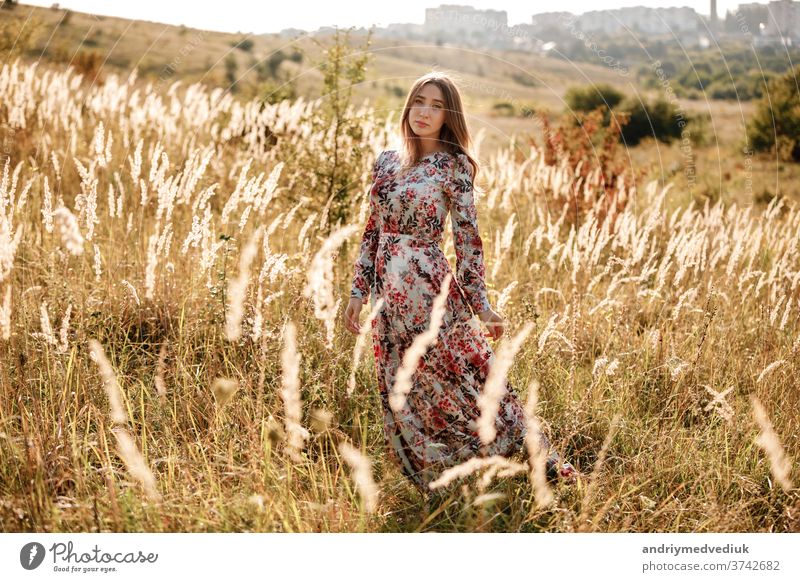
top-left (477, 308), bottom-right (505, 341)
top-left (343, 297), bottom-right (365, 334)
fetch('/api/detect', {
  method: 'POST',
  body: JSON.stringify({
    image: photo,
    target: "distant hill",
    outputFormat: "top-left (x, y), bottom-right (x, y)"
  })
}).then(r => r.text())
top-left (1, 3), bottom-right (637, 107)
top-left (2, 1), bottom-right (781, 173)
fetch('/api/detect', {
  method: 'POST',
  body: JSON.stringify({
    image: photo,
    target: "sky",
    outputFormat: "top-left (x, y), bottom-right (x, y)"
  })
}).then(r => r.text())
top-left (18, 1), bottom-right (748, 34)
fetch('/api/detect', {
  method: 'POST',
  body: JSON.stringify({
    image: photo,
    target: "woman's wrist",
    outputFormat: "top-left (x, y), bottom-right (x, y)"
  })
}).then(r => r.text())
top-left (477, 307), bottom-right (494, 319)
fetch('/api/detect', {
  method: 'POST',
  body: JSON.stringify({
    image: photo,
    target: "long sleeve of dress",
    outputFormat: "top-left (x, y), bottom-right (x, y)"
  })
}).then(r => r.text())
top-left (350, 151), bottom-right (385, 302)
top-left (446, 153), bottom-right (492, 315)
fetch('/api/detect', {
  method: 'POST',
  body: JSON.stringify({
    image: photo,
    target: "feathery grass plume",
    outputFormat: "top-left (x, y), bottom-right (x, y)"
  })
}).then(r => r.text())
top-left (0, 158), bottom-right (20, 209)
top-left (88, 339), bottom-right (128, 425)
top-left (281, 196), bottom-right (307, 230)
top-left (309, 408), bottom-right (333, 434)
top-left (92, 244), bottom-right (102, 281)
top-left (592, 357), bottom-right (609, 377)
top-left (750, 395), bottom-right (794, 492)
top-left (144, 233), bottom-right (158, 299)
top-left (211, 378), bottom-right (239, 409)
top-left (264, 414), bottom-right (286, 448)
top-left (112, 172), bottom-right (125, 218)
top-left (0, 217), bottom-right (23, 284)
top-left (14, 177), bottom-right (32, 212)
top-left (93, 121), bottom-right (108, 167)
top-left (41, 175), bottom-right (53, 233)
top-left (221, 160), bottom-right (252, 225)
top-left (87, 339), bottom-right (161, 501)
top-left (473, 492), bottom-right (506, 507)
top-left (225, 227), bottom-right (263, 341)
top-left (154, 343), bottom-right (168, 402)
top-left (238, 205), bottom-right (252, 232)
top-left (0, 156), bottom-right (10, 200)
top-left (536, 311), bottom-right (573, 354)
top-left (648, 328), bottom-right (661, 351)
top-left (756, 360), bottom-right (786, 384)
top-left (338, 441), bottom-right (380, 513)
top-left (156, 216), bottom-right (174, 259)
top-left (34, 301), bottom-right (57, 346)
top-left (592, 357), bottom-right (619, 378)
top-left (523, 378), bottom-right (554, 508)
top-left (49, 150), bottom-right (61, 182)
top-left (53, 207), bottom-right (84, 255)
top-left (500, 212), bottom-right (517, 252)
top-left (139, 179), bottom-right (149, 207)
top-left (496, 280), bottom-right (518, 313)
top-left (347, 297), bottom-right (385, 396)
top-left (250, 284), bottom-right (264, 341)
top-left (588, 296), bottom-right (622, 317)
top-left (106, 183), bottom-right (115, 218)
top-left (302, 224), bottom-right (360, 349)
top-left (280, 321), bottom-right (310, 462)
top-left (389, 273), bottom-right (452, 413)
top-left (247, 494), bottom-right (265, 511)
top-left (297, 211), bottom-right (318, 251)
top-left (120, 280), bottom-right (141, 306)
top-left (671, 287), bottom-right (698, 320)
top-left (477, 458), bottom-right (529, 492)
top-left (0, 285), bottom-right (10, 340)
top-left (703, 384), bottom-right (734, 423)
top-left (256, 162), bottom-right (284, 215)
top-left (769, 296), bottom-right (786, 327)
top-left (779, 297), bottom-right (793, 331)
top-left (477, 321), bottom-right (535, 446)
top-left (428, 455), bottom-right (527, 490)
top-left (72, 158), bottom-right (99, 241)
top-left (129, 139), bottom-right (143, 184)
top-left (111, 428), bottom-right (161, 501)
top-left (667, 356), bottom-right (689, 380)
top-left (57, 304), bottom-right (71, 353)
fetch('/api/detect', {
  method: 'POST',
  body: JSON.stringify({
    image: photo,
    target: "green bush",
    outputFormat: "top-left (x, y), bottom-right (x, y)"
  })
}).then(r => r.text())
top-left (491, 102), bottom-right (516, 117)
top-left (233, 38), bottom-right (254, 52)
top-left (618, 97), bottom-right (682, 146)
top-left (510, 72), bottom-right (537, 87)
top-left (749, 66), bottom-right (800, 161)
top-left (565, 83), bottom-right (624, 112)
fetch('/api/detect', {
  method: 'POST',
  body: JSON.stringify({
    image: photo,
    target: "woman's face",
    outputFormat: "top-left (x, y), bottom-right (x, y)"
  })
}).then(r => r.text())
top-left (408, 83), bottom-right (446, 139)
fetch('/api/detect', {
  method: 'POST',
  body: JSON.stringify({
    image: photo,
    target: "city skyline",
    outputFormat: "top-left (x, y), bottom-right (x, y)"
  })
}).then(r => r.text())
top-left (16, 0), bottom-right (757, 35)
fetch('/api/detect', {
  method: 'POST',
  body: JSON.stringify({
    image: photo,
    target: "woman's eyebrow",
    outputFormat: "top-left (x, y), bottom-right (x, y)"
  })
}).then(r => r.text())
top-left (416, 96), bottom-right (444, 104)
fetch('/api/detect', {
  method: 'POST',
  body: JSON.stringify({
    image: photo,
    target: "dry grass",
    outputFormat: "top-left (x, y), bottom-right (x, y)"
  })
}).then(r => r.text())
top-left (0, 59), bottom-right (798, 533)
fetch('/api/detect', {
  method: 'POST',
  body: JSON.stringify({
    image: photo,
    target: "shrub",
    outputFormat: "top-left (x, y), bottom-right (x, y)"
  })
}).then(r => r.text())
top-left (73, 50), bottom-right (104, 86)
top-left (491, 102), bottom-right (515, 117)
top-left (233, 38), bottom-right (254, 52)
top-left (618, 96), bottom-right (682, 146)
top-left (534, 107), bottom-right (637, 228)
top-left (565, 83), bottom-right (624, 112)
top-left (749, 65), bottom-right (800, 162)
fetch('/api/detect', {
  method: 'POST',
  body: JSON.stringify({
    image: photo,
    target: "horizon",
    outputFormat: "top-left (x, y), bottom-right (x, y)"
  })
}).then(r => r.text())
top-left (16, 0), bottom-right (754, 35)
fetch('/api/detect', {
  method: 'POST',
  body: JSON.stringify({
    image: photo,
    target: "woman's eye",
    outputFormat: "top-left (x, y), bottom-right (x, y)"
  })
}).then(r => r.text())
top-left (414, 99), bottom-right (441, 109)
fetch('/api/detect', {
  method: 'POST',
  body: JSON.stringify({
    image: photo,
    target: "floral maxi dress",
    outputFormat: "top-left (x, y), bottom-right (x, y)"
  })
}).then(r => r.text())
top-left (350, 149), bottom-right (531, 491)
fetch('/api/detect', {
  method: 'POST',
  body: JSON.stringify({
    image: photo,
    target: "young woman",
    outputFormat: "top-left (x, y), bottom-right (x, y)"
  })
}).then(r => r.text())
top-left (343, 72), bottom-right (577, 494)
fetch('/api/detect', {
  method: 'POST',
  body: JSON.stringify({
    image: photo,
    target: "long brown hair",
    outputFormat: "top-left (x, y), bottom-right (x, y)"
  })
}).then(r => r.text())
top-left (399, 72), bottom-right (479, 184)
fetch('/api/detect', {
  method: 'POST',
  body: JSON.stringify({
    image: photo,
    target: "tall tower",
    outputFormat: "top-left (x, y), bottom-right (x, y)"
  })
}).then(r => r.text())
top-left (710, 0), bottom-right (718, 31)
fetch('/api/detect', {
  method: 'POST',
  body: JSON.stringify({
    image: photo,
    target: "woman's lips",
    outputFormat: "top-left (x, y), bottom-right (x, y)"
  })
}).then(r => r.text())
top-left (415, 121), bottom-right (428, 127)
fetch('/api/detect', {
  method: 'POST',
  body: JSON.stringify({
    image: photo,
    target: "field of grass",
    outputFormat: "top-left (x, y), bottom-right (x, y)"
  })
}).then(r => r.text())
top-left (0, 6), bottom-right (798, 533)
